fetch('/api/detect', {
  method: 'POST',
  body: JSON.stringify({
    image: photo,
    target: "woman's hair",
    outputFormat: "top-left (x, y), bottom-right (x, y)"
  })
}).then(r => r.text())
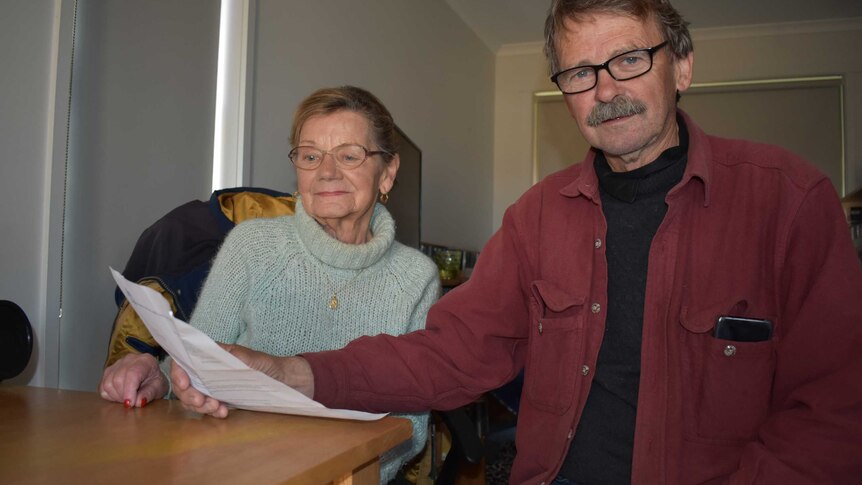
top-left (290, 86), bottom-right (397, 162)
top-left (543, 0), bottom-right (693, 75)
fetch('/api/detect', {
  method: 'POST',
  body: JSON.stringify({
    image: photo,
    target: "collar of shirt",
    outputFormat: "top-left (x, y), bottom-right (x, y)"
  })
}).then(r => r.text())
top-left (593, 114), bottom-right (688, 203)
top-left (560, 109), bottom-right (713, 207)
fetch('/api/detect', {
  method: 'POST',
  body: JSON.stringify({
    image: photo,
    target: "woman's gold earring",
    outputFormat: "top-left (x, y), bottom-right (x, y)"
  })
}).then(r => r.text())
top-left (379, 192), bottom-right (389, 204)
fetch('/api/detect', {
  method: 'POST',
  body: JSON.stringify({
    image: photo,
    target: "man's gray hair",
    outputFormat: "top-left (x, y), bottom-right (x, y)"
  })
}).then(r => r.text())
top-left (543, 0), bottom-right (693, 75)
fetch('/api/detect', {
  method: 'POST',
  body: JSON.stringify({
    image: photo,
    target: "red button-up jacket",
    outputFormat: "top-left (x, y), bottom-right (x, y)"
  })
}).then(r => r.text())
top-left (305, 111), bottom-right (862, 484)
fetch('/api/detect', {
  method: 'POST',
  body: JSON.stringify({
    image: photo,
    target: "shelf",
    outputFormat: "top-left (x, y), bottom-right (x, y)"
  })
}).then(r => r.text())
top-left (842, 186), bottom-right (862, 210)
top-left (441, 275), bottom-right (468, 289)
top-left (842, 187), bottom-right (862, 262)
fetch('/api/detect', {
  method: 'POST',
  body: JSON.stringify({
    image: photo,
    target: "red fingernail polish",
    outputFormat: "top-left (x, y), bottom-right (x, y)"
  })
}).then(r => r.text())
top-left (124, 399), bottom-right (132, 409)
top-left (140, 397), bottom-right (148, 408)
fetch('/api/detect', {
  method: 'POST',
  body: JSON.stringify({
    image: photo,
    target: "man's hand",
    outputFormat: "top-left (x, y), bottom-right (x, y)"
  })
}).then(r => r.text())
top-left (99, 353), bottom-right (168, 408)
top-left (169, 344), bottom-right (315, 418)
top-left (221, 344), bottom-right (315, 398)
top-left (170, 359), bottom-right (230, 418)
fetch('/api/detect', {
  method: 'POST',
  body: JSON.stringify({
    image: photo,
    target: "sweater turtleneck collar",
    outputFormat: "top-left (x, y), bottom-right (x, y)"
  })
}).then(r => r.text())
top-left (594, 115), bottom-right (689, 203)
top-left (294, 199), bottom-right (395, 270)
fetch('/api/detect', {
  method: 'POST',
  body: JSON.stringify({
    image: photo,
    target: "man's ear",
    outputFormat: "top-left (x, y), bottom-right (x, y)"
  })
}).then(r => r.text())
top-left (675, 51), bottom-right (694, 93)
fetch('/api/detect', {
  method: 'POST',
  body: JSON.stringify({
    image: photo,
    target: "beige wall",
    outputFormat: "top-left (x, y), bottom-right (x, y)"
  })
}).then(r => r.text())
top-left (249, 0), bottom-right (495, 251)
top-left (0, 0), bottom-right (61, 387)
top-left (493, 19), bottom-right (862, 229)
top-left (1, 0), bottom-right (221, 390)
top-left (4, 0), bottom-right (494, 391)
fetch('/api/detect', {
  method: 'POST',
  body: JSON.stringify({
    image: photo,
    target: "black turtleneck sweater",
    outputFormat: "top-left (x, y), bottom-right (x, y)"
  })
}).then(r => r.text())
top-left (559, 118), bottom-right (688, 485)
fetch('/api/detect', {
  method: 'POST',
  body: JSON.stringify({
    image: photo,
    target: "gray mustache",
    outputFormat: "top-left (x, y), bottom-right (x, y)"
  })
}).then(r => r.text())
top-left (586, 97), bottom-right (647, 127)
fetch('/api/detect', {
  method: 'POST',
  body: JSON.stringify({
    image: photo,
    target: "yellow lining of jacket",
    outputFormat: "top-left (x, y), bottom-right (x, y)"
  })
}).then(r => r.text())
top-left (104, 192), bottom-right (295, 368)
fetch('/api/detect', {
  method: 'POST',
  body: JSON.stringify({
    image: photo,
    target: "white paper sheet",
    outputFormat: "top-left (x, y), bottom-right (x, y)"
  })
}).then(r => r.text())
top-left (110, 267), bottom-right (385, 421)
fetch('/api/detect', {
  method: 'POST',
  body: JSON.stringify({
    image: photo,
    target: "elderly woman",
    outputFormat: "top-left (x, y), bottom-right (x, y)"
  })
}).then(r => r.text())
top-left (99, 85), bottom-right (440, 483)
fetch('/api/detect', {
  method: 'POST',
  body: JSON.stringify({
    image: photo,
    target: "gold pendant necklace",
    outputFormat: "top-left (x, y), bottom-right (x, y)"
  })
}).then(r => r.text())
top-left (325, 268), bottom-right (365, 310)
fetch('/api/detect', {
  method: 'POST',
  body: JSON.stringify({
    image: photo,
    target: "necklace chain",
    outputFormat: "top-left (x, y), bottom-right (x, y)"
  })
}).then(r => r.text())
top-left (323, 268), bottom-right (365, 310)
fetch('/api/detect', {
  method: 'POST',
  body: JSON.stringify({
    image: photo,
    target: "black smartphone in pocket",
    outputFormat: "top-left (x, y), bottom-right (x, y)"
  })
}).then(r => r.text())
top-left (714, 315), bottom-right (773, 342)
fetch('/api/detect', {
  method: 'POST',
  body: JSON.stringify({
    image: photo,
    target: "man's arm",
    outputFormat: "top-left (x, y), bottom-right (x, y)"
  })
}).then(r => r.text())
top-left (172, 191), bottom-right (537, 418)
top-left (305, 205), bottom-right (535, 414)
top-left (731, 179), bottom-right (862, 483)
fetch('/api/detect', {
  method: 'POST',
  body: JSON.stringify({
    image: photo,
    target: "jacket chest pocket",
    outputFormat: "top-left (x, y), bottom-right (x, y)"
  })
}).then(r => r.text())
top-left (525, 280), bottom-right (586, 415)
top-left (679, 302), bottom-right (776, 443)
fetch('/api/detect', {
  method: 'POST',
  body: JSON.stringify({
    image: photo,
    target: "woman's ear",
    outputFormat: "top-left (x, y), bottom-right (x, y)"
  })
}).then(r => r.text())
top-left (379, 154), bottom-right (400, 195)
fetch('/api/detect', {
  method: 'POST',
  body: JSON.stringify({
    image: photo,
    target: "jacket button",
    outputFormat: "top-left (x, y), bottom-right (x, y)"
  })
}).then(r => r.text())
top-left (538, 321), bottom-right (543, 335)
top-left (723, 345), bottom-right (737, 357)
top-left (567, 428), bottom-right (574, 439)
top-left (594, 238), bottom-right (602, 249)
top-left (582, 364), bottom-right (590, 376)
top-left (591, 303), bottom-right (601, 314)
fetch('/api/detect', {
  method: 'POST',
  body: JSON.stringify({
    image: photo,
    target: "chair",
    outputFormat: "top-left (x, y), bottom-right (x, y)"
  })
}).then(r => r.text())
top-left (0, 300), bottom-right (34, 381)
top-left (104, 187), bottom-right (295, 366)
top-left (433, 406), bottom-right (485, 484)
top-left (482, 373), bottom-right (522, 481)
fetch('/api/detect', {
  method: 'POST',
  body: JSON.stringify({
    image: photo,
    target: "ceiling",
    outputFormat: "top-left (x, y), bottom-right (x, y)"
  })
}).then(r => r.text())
top-left (444, 0), bottom-right (862, 52)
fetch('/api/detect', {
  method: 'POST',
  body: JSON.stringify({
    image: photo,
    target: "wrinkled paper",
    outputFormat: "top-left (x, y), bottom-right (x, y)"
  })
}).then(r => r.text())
top-left (111, 267), bottom-right (385, 421)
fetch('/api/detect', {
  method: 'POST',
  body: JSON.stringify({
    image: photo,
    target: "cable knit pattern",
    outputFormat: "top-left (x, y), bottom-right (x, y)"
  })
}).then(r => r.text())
top-left (189, 199), bottom-right (440, 483)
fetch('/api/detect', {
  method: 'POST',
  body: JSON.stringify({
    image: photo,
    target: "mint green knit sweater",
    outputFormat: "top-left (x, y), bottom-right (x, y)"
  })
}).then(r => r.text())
top-left (190, 199), bottom-right (440, 482)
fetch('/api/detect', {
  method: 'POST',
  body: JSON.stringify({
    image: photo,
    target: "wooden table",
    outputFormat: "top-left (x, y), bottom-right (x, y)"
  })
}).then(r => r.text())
top-left (0, 386), bottom-right (411, 484)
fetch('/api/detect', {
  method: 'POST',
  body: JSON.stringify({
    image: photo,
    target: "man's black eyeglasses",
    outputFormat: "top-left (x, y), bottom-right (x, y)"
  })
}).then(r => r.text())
top-left (551, 41), bottom-right (669, 94)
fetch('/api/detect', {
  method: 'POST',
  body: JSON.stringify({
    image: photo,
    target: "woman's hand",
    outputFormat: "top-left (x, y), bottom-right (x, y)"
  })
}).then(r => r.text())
top-left (99, 353), bottom-right (168, 408)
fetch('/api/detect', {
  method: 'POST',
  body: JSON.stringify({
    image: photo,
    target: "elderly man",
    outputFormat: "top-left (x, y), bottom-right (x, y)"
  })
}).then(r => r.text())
top-left (173, 0), bottom-right (862, 483)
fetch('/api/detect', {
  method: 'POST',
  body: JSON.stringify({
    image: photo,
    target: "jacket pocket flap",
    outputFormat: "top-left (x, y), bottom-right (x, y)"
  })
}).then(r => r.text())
top-left (680, 299), bottom-right (748, 334)
top-left (531, 280), bottom-right (585, 313)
